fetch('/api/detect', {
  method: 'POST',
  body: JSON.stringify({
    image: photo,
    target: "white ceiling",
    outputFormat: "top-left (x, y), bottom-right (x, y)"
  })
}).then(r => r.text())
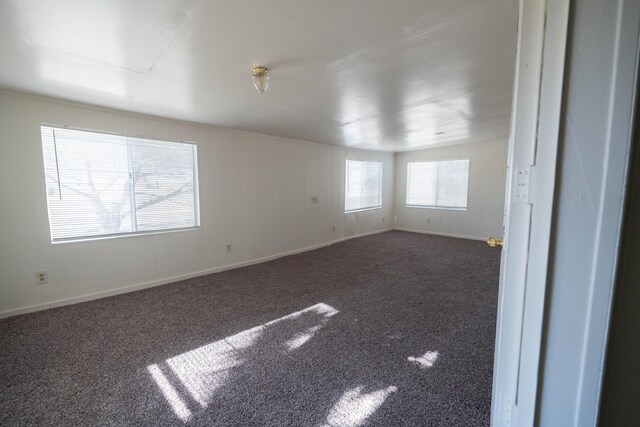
top-left (0, 0), bottom-right (518, 151)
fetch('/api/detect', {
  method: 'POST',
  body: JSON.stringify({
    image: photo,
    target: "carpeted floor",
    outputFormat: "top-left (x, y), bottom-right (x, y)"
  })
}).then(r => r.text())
top-left (0, 231), bottom-right (500, 426)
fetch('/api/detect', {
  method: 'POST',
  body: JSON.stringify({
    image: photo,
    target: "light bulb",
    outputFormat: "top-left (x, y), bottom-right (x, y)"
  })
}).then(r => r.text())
top-left (252, 66), bottom-right (270, 94)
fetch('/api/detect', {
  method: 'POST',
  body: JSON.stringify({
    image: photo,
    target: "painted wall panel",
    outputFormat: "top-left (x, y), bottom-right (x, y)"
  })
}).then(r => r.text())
top-left (0, 91), bottom-right (393, 316)
top-left (538, 0), bottom-right (640, 424)
top-left (394, 139), bottom-right (507, 240)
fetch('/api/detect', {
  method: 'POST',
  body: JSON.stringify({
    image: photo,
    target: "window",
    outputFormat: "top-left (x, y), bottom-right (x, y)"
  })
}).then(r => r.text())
top-left (41, 126), bottom-right (200, 242)
top-left (406, 159), bottom-right (469, 209)
top-left (345, 160), bottom-right (383, 212)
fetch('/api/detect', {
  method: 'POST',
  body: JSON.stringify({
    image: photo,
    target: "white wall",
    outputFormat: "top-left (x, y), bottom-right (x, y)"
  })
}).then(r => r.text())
top-left (0, 91), bottom-right (394, 317)
top-left (393, 139), bottom-right (507, 240)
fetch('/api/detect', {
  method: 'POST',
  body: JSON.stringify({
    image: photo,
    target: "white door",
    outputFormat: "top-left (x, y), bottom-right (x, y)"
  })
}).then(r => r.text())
top-left (491, 1), bottom-right (570, 426)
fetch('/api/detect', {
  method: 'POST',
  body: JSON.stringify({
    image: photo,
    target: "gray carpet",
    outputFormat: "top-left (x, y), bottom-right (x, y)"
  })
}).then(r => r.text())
top-left (0, 231), bottom-right (500, 426)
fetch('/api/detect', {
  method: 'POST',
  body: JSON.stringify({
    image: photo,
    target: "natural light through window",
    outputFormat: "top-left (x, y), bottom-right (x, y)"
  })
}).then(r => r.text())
top-left (345, 160), bottom-right (382, 212)
top-left (406, 159), bottom-right (469, 210)
top-left (148, 364), bottom-right (193, 423)
top-left (322, 385), bottom-right (397, 427)
top-left (41, 126), bottom-right (200, 242)
top-left (147, 303), bottom-right (339, 423)
top-left (407, 351), bottom-right (439, 369)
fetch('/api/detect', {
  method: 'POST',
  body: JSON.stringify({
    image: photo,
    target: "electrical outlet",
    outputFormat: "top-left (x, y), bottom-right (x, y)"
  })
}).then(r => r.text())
top-left (426, 218), bottom-right (431, 224)
top-left (310, 196), bottom-right (319, 204)
top-left (382, 217), bottom-right (385, 222)
top-left (36, 271), bottom-right (48, 285)
top-left (332, 226), bottom-right (336, 233)
top-left (226, 244), bottom-right (232, 253)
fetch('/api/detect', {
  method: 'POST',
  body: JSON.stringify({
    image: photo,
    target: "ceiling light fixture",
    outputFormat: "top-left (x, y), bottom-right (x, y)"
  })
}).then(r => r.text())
top-left (252, 66), bottom-right (270, 94)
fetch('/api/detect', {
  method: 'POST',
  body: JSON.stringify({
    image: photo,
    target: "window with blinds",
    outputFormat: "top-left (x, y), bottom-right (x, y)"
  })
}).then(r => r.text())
top-left (344, 160), bottom-right (383, 212)
top-left (406, 159), bottom-right (469, 210)
top-left (41, 126), bottom-right (200, 242)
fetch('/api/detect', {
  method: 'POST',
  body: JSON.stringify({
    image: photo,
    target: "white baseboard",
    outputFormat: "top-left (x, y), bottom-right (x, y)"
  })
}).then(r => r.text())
top-left (392, 227), bottom-right (487, 242)
top-left (0, 228), bottom-right (392, 319)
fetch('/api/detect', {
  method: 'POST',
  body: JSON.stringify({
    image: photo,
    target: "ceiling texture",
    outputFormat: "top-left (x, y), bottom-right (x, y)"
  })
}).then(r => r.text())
top-left (0, 0), bottom-right (518, 151)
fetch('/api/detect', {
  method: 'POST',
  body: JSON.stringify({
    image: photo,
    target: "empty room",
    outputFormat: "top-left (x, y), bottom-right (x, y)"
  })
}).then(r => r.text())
top-left (1, 1), bottom-right (639, 426)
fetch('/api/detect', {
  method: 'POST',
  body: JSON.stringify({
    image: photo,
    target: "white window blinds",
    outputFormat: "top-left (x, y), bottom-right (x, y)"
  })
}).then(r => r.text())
top-left (345, 160), bottom-right (383, 212)
top-left (41, 126), bottom-right (200, 242)
top-left (406, 159), bottom-right (469, 209)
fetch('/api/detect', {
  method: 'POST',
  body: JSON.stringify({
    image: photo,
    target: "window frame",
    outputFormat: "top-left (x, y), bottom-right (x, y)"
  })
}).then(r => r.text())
top-left (40, 124), bottom-right (202, 244)
top-left (405, 159), bottom-right (470, 211)
top-left (344, 159), bottom-right (384, 213)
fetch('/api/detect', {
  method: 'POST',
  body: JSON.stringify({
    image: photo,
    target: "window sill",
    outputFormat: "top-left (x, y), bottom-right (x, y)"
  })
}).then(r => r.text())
top-left (51, 226), bottom-right (202, 245)
top-left (344, 206), bottom-right (383, 214)
top-left (405, 205), bottom-right (467, 211)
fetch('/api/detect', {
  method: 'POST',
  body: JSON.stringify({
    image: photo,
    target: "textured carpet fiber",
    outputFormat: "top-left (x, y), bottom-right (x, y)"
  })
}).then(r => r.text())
top-left (0, 231), bottom-right (500, 426)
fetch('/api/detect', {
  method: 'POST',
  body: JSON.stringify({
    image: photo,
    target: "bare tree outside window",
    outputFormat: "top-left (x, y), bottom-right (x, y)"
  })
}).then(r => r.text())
top-left (41, 127), bottom-right (199, 242)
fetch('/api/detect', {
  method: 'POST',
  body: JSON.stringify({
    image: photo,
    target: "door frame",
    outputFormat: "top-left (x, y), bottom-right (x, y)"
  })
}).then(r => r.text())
top-left (491, 0), bottom-right (570, 425)
top-left (492, 0), bottom-right (640, 425)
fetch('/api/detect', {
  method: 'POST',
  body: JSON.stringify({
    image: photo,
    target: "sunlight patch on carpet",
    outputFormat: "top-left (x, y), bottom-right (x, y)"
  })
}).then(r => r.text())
top-left (407, 350), bottom-right (439, 369)
top-left (285, 324), bottom-right (326, 351)
top-left (147, 303), bottom-right (338, 422)
top-left (323, 385), bottom-right (398, 427)
top-left (147, 364), bottom-right (192, 422)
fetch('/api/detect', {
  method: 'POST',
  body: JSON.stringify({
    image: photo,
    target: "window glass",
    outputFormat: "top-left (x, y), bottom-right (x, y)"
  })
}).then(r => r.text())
top-left (345, 160), bottom-right (383, 212)
top-left (406, 160), bottom-right (469, 209)
top-left (41, 126), bottom-right (200, 242)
